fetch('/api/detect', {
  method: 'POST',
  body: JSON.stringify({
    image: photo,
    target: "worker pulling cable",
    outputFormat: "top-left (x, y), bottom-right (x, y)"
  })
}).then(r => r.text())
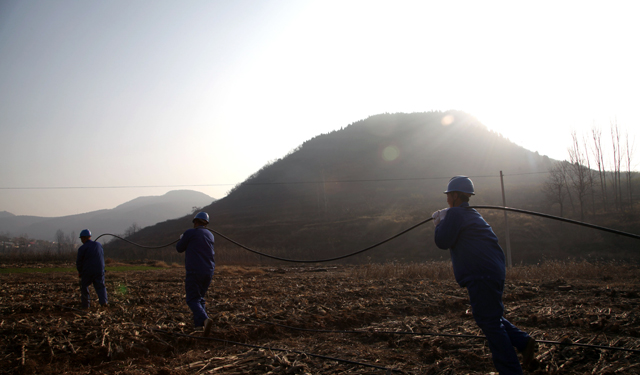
top-left (69, 178), bottom-right (640, 372)
top-left (434, 176), bottom-right (533, 373)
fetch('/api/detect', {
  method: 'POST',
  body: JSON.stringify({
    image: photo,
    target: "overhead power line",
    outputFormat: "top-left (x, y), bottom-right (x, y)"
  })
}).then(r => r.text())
top-left (0, 171), bottom-right (550, 190)
top-left (0, 184), bottom-right (236, 190)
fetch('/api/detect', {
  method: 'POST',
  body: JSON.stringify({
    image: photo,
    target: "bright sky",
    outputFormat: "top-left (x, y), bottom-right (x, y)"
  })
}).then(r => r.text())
top-left (1, 0), bottom-right (639, 217)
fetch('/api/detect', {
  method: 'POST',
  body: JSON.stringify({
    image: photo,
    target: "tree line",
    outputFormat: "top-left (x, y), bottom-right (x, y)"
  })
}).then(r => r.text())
top-left (543, 120), bottom-right (637, 220)
top-left (0, 222), bottom-right (143, 262)
top-left (0, 230), bottom-right (77, 262)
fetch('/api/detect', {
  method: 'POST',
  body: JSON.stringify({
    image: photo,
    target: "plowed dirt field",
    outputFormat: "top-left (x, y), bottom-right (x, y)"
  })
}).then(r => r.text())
top-left (1, 263), bottom-right (639, 374)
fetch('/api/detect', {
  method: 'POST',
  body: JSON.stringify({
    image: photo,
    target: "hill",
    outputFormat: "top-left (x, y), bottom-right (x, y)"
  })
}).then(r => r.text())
top-left (0, 190), bottom-right (215, 241)
top-left (0, 211), bottom-right (15, 219)
top-left (113, 111), bottom-right (614, 264)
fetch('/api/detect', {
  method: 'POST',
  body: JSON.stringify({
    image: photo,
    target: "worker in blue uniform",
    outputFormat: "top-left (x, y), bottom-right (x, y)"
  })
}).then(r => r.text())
top-left (176, 212), bottom-right (215, 337)
top-left (433, 176), bottom-right (536, 374)
top-left (76, 229), bottom-right (108, 308)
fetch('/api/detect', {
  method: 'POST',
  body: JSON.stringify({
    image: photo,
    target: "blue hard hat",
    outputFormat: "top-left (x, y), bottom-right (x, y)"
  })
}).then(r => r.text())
top-left (79, 229), bottom-right (91, 238)
top-left (193, 212), bottom-right (209, 223)
top-left (444, 176), bottom-right (475, 195)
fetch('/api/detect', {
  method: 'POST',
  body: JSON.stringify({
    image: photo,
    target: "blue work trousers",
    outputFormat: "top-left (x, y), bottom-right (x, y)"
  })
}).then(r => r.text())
top-left (466, 279), bottom-right (530, 375)
top-left (80, 273), bottom-right (108, 308)
top-left (185, 272), bottom-right (213, 327)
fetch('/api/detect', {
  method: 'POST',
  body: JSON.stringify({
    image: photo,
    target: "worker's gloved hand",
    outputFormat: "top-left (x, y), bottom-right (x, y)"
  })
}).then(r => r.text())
top-left (179, 234), bottom-right (183, 240)
top-left (432, 208), bottom-right (449, 226)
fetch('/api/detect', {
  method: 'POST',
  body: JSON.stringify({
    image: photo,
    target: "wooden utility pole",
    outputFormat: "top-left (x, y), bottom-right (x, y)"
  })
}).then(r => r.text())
top-left (500, 171), bottom-right (512, 267)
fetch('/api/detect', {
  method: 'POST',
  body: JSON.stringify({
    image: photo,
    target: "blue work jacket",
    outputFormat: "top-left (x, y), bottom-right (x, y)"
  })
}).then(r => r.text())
top-left (434, 202), bottom-right (506, 286)
top-left (176, 227), bottom-right (215, 274)
top-left (76, 240), bottom-right (105, 275)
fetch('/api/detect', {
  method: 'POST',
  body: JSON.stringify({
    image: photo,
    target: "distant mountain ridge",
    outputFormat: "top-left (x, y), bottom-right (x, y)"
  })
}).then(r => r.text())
top-left (0, 211), bottom-right (16, 219)
top-left (0, 190), bottom-right (215, 241)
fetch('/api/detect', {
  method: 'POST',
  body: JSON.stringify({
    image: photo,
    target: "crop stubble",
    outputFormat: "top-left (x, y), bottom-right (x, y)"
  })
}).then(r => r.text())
top-left (1, 264), bottom-right (639, 374)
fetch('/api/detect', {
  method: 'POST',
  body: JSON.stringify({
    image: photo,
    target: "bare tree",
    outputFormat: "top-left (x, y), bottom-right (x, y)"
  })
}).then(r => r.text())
top-left (625, 130), bottom-right (636, 209)
top-left (610, 119), bottom-right (623, 211)
top-left (561, 161), bottom-right (576, 215)
top-left (543, 161), bottom-right (570, 217)
top-left (65, 231), bottom-right (76, 251)
top-left (590, 125), bottom-right (608, 211)
top-left (582, 133), bottom-right (596, 217)
top-left (567, 131), bottom-right (590, 221)
top-left (54, 229), bottom-right (77, 254)
top-left (124, 223), bottom-right (141, 237)
top-left (56, 229), bottom-right (65, 255)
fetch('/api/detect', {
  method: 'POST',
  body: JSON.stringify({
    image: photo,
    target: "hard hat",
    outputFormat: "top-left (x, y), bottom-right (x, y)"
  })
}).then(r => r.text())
top-left (444, 176), bottom-right (475, 195)
top-left (79, 229), bottom-right (91, 238)
top-left (193, 212), bottom-right (209, 223)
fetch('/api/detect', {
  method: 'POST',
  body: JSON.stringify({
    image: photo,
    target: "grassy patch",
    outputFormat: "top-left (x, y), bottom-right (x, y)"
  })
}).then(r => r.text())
top-left (0, 265), bottom-right (163, 274)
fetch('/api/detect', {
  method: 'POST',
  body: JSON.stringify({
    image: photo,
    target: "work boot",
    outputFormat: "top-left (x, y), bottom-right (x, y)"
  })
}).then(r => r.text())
top-left (203, 318), bottom-right (213, 337)
top-left (523, 337), bottom-right (537, 368)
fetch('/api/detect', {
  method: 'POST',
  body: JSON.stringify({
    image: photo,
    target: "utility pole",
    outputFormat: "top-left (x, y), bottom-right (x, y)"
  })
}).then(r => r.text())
top-left (500, 171), bottom-right (512, 267)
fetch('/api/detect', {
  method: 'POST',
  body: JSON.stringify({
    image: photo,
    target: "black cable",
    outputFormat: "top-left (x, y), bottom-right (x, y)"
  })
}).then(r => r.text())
top-left (54, 303), bottom-right (89, 314)
top-left (534, 339), bottom-right (640, 353)
top-left (151, 327), bottom-right (403, 373)
top-left (471, 206), bottom-right (640, 240)
top-left (250, 318), bottom-right (484, 340)
top-left (94, 233), bottom-right (179, 248)
top-left (93, 217), bottom-right (434, 261)
top-left (252, 319), bottom-right (640, 354)
top-left (94, 206), bottom-right (640, 262)
top-left (205, 217), bottom-right (433, 263)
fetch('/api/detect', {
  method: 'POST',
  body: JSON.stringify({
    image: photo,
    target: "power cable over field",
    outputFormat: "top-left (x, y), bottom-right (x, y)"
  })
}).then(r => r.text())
top-left (96, 206), bottom-right (640, 264)
top-left (53, 205), bottom-right (640, 369)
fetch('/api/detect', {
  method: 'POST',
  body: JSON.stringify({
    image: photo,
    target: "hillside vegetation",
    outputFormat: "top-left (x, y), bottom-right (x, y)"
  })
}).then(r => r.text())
top-left (107, 111), bottom-right (639, 264)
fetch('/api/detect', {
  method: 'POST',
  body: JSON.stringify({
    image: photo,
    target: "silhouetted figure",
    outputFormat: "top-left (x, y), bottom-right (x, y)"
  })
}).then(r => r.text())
top-left (433, 176), bottom-right (536, 374)
top-left (76, 229), bottom-right (108, 308)
top-left (176, 212), bottom-right (215, 336)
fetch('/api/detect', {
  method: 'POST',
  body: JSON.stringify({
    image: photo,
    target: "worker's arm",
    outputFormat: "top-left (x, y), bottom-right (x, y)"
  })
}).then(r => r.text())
top-left (176, 230), bottom-right (190, 253)
top-left (432, 208), bottom-right (449, 226)
top-left (434, 208), bottom-right (462, 250)
top-left (76, 246), bottom-right (84, 274)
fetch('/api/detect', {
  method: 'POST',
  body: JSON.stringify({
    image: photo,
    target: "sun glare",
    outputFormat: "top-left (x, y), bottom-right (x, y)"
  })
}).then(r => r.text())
top-left (441, 115), bottom-right (454, 126)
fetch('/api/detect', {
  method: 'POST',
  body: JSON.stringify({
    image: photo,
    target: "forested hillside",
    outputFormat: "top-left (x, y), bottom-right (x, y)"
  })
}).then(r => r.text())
top-left (103, 111), bottom-right (639, 265)
top-left (105, 112), bottom-right (640, 265)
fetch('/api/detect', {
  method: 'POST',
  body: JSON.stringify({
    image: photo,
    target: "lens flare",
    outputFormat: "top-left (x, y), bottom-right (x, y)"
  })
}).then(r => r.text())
top-left (382, 145), bottom-right (400, 161)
